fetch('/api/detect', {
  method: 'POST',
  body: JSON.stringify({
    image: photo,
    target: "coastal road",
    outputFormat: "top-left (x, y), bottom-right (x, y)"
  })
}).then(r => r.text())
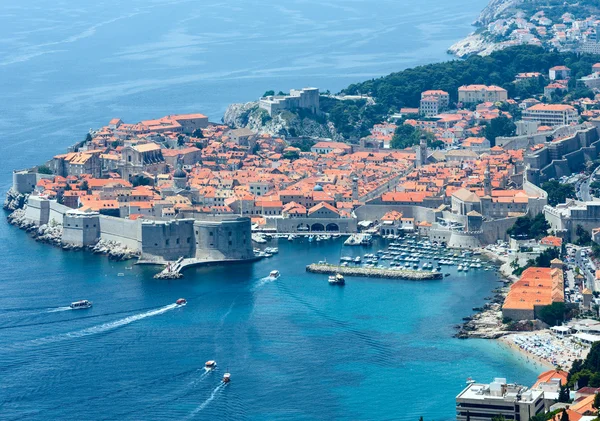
top-left (578, 165), bottom-right (600, 202)
top-left (574, 247), bottom-right (597, 291)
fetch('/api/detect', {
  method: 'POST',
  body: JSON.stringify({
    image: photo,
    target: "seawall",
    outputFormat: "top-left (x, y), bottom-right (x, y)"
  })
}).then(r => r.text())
top-left (306, 263), bottom-right (443, 280)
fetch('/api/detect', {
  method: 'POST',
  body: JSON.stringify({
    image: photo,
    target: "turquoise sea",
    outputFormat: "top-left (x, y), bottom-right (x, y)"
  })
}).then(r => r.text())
top-left (0, 1), bottom-right (540, 420)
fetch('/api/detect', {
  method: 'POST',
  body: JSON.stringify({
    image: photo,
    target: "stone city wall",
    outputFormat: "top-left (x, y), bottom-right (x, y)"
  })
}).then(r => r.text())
top-left (354, 204), bottom-right (438, 223)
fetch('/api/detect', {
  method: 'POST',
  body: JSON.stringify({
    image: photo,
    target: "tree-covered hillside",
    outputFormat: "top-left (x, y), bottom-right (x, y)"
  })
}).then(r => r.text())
top-left (264, 46), bottom-right (600, 141)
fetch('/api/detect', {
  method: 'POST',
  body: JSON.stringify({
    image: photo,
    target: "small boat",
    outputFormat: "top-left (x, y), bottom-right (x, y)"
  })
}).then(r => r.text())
top-left (205, 360), bottom-right (217, 370)
top-left (222, 373), bottom-right (231, 383)
top-left (328, 273), bottom-right (345, 285)
top-left (270, 270), bottom-right (280, 278)
top-left (70, 300), bottom-right (92, 310)
top-left (176, 298), bottom-right (187, 306)
top-left (117, 273), bottom-right (125, 277)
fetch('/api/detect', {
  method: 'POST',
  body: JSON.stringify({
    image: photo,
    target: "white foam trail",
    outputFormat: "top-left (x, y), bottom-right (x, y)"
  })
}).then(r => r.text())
top-left (187, 368), bottom-right (212, 387)
top-left (46, 306), bottom-right (72, 313)
top-left (27, 304), bottom-right (178, 347)
top-left (254, 276), bottom-right (276, 289)
top-left (185, 383), bottom-right (225, 419)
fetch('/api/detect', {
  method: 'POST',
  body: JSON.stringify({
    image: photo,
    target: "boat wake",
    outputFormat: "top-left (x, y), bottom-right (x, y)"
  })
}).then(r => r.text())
top-left (46, 306), bottom-right (72, 313)
top-left (185, 383), bottom-right (226, 419)
top-left (24, 303), bottom-right (178, 348)
top-left (254, 276), bottom-right (276, 289)
top-left (187, 368), bottom-right (212, 387)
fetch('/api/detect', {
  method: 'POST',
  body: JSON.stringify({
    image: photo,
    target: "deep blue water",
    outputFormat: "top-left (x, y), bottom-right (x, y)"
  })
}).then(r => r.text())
top-left (0, 1), bottom-right (541, 420)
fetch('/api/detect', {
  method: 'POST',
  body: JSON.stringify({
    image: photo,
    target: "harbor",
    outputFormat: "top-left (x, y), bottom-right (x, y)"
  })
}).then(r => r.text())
top-left (306, 263), bottom-right (443, 280)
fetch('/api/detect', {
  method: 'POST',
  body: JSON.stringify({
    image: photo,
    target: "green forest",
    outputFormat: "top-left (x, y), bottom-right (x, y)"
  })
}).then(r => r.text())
top-left (320, 45), bottom-right (600, 140)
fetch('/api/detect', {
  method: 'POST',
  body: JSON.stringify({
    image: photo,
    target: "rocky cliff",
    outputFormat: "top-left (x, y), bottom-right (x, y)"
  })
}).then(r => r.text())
top-left (223, 102), bottom-right (341, 140)
top-left (448, 0), bottom-right (524, 57)
top-left (475, 0), bottom-right (523, 26)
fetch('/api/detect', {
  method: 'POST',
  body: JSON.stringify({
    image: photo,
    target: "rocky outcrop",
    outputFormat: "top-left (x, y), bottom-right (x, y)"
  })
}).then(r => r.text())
top-left (475, 0), bottom-right (523, 26)
top-left (448, 0), bottom-right (524, 57)
top-left (223, 102), bottom-right (340, 140)
top-left (448, 33), bottom-right (504, 58)
top-left (3, 189), bottom-right (28, 212)
top-left (91, 239), bottom-right (139, 261)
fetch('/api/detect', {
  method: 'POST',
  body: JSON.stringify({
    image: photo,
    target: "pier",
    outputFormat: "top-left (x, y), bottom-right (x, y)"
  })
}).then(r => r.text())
top-left (306, 263), bottom-right (443, 280)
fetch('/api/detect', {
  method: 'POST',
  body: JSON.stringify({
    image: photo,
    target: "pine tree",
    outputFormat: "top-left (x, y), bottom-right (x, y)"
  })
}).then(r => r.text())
top-left (560, 408), bottom-right (569, 421)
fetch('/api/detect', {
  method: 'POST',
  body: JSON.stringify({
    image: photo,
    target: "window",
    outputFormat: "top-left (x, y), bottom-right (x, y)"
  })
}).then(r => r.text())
top-left (176, 238), bottom-right (180, 245)
top-left (229, 241), bottom-right (232, 246)
top-left (166, 239), bottom-right (170, 246)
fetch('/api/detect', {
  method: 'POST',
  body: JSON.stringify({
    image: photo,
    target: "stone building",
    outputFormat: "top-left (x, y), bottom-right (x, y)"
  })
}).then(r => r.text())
top-left (118, 143), bottom-right (166, 181)
top-left (258, 88), bottom-right (320, 116)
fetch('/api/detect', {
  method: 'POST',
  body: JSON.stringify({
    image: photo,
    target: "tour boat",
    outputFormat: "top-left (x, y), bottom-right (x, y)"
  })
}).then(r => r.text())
top-left (176, 298), bottom-right (187, 306)
top-left (222, 373), bottom-right (231, 383)
top-left (270, 270), bottom-right (280, 278)
top-left (70, 300), bottom-right (92, 310)
top-left (205, 360), bottom-right (217, 370)
top-left (328, 273), bottom-right (345, 285)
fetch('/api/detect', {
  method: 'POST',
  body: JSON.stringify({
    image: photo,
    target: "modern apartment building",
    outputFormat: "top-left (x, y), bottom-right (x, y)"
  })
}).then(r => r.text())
top-left (456, 378), bottom-right (545, 421)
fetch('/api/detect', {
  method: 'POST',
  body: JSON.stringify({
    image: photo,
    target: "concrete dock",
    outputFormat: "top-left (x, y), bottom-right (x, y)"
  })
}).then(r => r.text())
top-left (306, 263), bottom-right (444, 280)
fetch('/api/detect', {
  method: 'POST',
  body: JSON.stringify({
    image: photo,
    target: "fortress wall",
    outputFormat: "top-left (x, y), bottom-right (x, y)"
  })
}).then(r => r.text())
top-left (195, 218), bottom-right (254, 261)
top-left (63, 213), bottom-right (101, 247)
top-left (480, 217), bottom-right (520, 244)
top-left (447, 232), bottom-right (482, 249)
top-left (99, 217), bottom-right (142, 250)
top-left (48, 201), bottom-right (70, 226)
top-left (24, 196), bottom-right (49, 225)
top-left (140, 219), bottom-right (195, 260)
top-left (354, 205), bottom-right (437, 223)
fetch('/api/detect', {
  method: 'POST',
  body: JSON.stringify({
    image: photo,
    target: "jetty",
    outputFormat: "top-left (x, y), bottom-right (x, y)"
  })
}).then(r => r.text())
top-left (306, 263), bottom-right (443, 280)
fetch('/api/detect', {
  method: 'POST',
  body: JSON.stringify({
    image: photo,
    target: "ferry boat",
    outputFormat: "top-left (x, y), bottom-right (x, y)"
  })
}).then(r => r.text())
top-left (222, 373), bottom-right (231, 383)
top-left (205, 360), bottom-right (217, 370)
top-left (176, 298), bottom-right (187, 306)
top-left (70, 300), bottom-right (92, 310)
top-left (328, 273), bottom-right (345, 285)
top-left (270, 270), bottom-right (280, 278)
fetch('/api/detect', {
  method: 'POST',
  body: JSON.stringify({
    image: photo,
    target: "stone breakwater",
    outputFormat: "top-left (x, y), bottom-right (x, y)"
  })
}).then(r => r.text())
top-left (6, 205), bottom-right (138, 261)
top-left (306, 264), bottom-right (443, 280)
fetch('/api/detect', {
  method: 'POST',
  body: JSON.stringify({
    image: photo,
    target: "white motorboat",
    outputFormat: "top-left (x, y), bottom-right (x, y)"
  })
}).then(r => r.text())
top-left (270, 270), bottom-right (280, 278)
top-left (70, 300), bottom-right (92, 310)
top-left (328, 273), bottom-right (345, 285)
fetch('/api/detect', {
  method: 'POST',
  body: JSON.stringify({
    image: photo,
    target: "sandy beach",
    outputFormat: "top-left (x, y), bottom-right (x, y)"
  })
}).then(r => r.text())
top-left (499, 331), bottom-right (589, 371)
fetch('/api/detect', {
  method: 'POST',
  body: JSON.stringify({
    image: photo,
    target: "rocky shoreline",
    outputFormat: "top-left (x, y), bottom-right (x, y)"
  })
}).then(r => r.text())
top-left (447, 0), bottom-right (524, 58)
top-left (4, 197), bottom-right (139, 261)
top-left (454, 250), bottom-right (514, 339)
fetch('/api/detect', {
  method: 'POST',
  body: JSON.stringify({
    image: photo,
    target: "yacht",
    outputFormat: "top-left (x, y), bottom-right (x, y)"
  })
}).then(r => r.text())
top-left (328, 273), bottom-right (345, 285)
top-left (70, 300), bottom-right (92, 310)
top-left (269, 270), bottom-right (280, 278)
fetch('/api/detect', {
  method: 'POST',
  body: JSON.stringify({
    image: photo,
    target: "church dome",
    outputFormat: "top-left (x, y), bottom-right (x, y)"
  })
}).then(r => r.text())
top-left (173, 166), bottom-right (187, 178)
top-left (313, 184), bottom-right (323, 192)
